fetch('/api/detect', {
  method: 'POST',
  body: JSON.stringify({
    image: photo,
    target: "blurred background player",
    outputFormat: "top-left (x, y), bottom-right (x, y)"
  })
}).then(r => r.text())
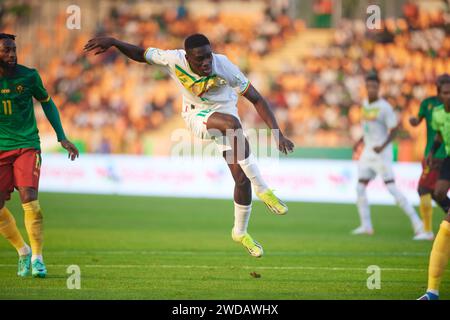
top-left (352, 72), bottom-right (427, 239)
top-left (418, 74), bottom-right (450, 300)
top-left (410, 74), bottom-right (450, 240)
top-left (0, 33), bottom-right (79, 278)
top-left (84, 33), bottom-right (294, 258)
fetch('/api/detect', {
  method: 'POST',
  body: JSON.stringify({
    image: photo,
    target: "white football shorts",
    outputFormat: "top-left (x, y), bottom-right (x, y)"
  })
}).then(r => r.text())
top-left (358, 146), bottom-right (395, 181)
top-left (182, 104), bottom-right (241, 153)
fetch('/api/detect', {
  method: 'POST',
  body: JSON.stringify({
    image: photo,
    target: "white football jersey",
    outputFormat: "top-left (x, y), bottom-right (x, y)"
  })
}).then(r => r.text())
top-left (361, 98), bottom-right (398, 148)
top-left (144, 48), bottom-right (250, 117)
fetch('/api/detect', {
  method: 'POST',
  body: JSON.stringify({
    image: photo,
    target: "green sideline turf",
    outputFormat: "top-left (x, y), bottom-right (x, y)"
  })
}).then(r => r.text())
top-left (0, 192), bottom-right (447, 300)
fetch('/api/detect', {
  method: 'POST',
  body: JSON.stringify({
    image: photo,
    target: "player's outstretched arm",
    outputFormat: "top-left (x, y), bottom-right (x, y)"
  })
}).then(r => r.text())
top-left (243, 84), bottom-right (294, 155)
top-left (84, 37), bottom-right (146, 63)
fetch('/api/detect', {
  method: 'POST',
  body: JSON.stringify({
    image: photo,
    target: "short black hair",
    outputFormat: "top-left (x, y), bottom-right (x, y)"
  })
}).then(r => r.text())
top-left (437, 73), bottom-right (450, 92)
top-left (184, 34), bottom-right (210, 50)
top-left (365, 71), bottom-right (380, 83)
top-left (0, 33), bottom-right (15, 41)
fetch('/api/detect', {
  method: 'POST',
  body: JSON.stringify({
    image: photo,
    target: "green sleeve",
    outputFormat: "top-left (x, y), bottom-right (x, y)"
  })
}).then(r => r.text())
top-left (32, 70), bottom-right (50, 102)
top-left (418, 99), bottom-right (428, 118)
top-left (41, 98), bottom-right (67, 142)
top-left (431, 110), bottom-right (439, 132)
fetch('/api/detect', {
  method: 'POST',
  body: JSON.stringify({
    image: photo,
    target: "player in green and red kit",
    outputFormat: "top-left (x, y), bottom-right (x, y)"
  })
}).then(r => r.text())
top-left (418, 74), bottom-right (450, 300)
top-left (410, 74), bottom-right (450, 240)
top-left (0, 33), bottom-right (79, 278)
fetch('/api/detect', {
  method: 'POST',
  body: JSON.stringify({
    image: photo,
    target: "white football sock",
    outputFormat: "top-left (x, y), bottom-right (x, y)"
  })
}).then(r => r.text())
top-left (32, 254), bottom-right (43, 263)
top-left (427, 289), bottom-right (439, 296)
top-left (356, 183), bottom-right (372, 229)
top-left (18, 244), bottom-right (31, 257)
top-left (385, 183), bottom-right (423, 233)
top-left (233, 202), bottom-right (252, 237)
top-left (237, 154), bottom-right (269, 194)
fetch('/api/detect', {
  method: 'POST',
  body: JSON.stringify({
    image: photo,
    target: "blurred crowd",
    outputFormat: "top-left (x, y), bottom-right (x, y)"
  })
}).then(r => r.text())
top-left (1, 1), bottom-right (449, 160)
top-left (2, 1), bottom-right (301, 154)
top-left (245, 4), bottom-right (450, 160)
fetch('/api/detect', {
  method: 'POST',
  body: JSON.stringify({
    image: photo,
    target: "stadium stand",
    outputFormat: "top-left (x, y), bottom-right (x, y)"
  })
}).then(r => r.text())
top-left (1, 0), bottom-right (448, 160)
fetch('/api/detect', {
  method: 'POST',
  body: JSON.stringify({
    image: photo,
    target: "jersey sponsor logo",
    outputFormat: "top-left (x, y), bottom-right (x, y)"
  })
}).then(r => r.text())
top-left (1, 88), bottom-right (10, 94)
top-left (362, 107), bottom-right (380, 121)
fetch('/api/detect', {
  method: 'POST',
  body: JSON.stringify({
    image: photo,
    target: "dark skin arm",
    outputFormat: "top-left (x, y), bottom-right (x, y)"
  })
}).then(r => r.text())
top-left (353, 136), bottom-right (364, 153)
top-left (409, 115), bottom-right (424, 127)
top-left (373, 126), bottom-right (398, 153)
top-left (60, 140), bottom-right (79, 161)
top-left (243, 84), bottom-right (294, 155)
top-left (426, 132), bottom-right (443, 166)
top-left (84, 37), bottom-right (146, 63)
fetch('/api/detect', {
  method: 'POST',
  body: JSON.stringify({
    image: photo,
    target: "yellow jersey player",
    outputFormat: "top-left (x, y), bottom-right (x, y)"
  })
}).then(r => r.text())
top-left (409, 74), bottom-right (450, 240)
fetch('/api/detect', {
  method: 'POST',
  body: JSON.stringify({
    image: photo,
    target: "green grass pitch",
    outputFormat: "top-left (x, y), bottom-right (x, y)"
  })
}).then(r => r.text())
top-left (0, 192), bottom-right (447, 300)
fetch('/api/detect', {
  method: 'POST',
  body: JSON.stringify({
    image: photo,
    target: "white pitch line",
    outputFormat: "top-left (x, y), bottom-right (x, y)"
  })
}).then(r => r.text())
top-left (0, 250), bottom-right (429, 257)
top-left (0, 264), bottom-right (426, 272)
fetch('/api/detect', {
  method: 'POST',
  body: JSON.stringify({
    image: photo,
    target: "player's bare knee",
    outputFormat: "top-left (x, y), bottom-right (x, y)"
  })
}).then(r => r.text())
top-left (223, 115), bottom-right (241, 131)
top-left (0, 191), bottom-right (7, 209)
top-left (434, 188), bottom-right (447, 202)
top-left (18, 188), bottom-right (38, 204)
top-left (235, 174), bottom-right (251, 189)
top-left (418, 186), bottom-right (431, 196)
top-left (356, 181), bottom-right (368, 193)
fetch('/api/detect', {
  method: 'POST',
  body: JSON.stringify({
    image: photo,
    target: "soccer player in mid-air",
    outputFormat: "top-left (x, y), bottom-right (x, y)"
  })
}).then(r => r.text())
top-left (418, 74), bottom-right (450, 300)
top-left (0, 33), bottom-right (79, 277)
top-left (352, 72), bottom-right (427, 239)
top-left (409, 74), bottom-right (450, 240)
top-left (84, 34), bottom-right (294, 258)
